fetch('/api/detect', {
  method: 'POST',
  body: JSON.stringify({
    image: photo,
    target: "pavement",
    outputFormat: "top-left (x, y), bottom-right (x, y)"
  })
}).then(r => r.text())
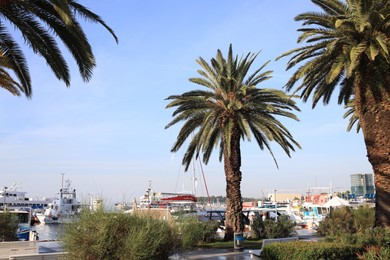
top-left (170, 229), bottom-right (320, 260)
top-left (38, 241), bottom-right (63, 254)
top-left (170, 248), bottom-right (257, 260)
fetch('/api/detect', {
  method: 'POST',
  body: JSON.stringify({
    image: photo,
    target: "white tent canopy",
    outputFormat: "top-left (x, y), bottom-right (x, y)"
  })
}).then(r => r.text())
top-left (323, 196), bottom-right (350, 207)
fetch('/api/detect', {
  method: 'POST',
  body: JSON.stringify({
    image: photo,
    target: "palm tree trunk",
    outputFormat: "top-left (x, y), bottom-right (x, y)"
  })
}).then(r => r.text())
top-left (355, 86), bottom-right (390, 231)
top-left (223, 126), bottom-right (243, 240)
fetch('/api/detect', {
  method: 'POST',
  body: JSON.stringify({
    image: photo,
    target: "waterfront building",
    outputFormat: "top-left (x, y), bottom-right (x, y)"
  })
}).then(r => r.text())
top-left (350, 173), bottom-right (375, 196)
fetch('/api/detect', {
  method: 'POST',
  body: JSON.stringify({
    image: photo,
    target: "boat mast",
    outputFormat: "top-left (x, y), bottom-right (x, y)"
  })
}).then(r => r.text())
top-left (61, 173), bottom-right (65, 190)
top-left (61, 173), bottom-right (65, 198)
top-left (191, 157), bottom-right (197, 196)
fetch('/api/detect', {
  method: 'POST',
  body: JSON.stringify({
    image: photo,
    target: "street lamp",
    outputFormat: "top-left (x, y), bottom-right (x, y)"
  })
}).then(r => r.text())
top-left (3, 186), bottom-right (7, 212)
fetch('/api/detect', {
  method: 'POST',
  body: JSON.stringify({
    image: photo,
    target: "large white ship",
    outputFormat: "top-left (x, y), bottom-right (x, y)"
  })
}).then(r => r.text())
top-left (0, 182), bottom-right (51, 211)
top-left (35, 178), bottom-right (80, 224)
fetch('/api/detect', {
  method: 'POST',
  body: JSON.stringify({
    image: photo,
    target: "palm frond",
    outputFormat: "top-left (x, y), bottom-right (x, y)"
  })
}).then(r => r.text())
top-left (166, 45), bottom-right (300, 172)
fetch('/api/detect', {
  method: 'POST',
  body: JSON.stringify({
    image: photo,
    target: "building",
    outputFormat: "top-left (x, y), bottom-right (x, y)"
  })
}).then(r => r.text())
top-left (350, 173), bottom-right (375, 196)
top-left (304, 193), bottom-right (330, 206)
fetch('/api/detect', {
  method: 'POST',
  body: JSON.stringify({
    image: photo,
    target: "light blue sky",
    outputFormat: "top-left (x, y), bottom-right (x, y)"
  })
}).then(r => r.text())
top-left (0, 1), bottom-right (372, 205)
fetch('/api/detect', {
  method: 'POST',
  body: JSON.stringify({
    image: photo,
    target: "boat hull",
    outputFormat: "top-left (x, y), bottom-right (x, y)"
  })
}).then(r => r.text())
top-left (36, 213), bottom-right (76, 224)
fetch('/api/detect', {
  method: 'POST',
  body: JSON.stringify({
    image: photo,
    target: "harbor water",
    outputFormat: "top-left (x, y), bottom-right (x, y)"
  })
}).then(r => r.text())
top-left (33, 224), bottom-right (65, 241)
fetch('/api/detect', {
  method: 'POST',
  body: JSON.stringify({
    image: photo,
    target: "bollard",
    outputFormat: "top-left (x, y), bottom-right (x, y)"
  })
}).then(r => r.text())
top-left (233, 232), bottom-right (244, 250)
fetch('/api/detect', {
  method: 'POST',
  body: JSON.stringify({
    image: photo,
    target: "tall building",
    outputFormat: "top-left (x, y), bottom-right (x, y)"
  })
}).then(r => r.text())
top-left (350, 173), bottom-right (375, 196)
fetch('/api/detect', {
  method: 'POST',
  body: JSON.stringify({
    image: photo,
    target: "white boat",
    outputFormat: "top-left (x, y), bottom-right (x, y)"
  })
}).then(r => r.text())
top-left (1, 183), bottom-right (51, 211)
top-left (36, 178), bottom-right (80, 224)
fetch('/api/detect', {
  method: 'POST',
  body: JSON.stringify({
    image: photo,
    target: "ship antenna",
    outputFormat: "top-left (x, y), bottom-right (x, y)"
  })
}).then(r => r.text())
top-left (61, 173), bottom-right (65, 190)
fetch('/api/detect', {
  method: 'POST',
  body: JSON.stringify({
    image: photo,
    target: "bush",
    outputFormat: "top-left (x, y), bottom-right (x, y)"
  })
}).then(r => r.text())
top-left (317, 206), bottom-right (375, 237)
top-left (353, 207), bottom-right (375, 233)
top-left (0, 212), bottom-right (18, 241)
top-left (357, 245), bottom-right (390, 260)
top-left (177, 216), bottom-right (219, 251)
top-left (250, 215), bottom-right (295, 239)
top-left (321, 227), bottom-right (390, 260)
top-left (317, 207), bottom-right (355, 237)
top-left (260, 241), bottom-right (363, 260)
top-left (357, 227), bottom-right (390, 248)
top-left (62, 210), bottom-right (179, 260)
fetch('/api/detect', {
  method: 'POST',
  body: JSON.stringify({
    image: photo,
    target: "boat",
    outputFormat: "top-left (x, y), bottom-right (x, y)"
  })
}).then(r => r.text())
top-left (36, 177), bottom-right (80, 224)
top-left (139, 181), bottom-right (197, 213)
top-left (1, 183), bottom-right (51, 211)
top-left (115, 202), bottom-right (131, 212)
top-left (0, 208), bottom-right (39, 241)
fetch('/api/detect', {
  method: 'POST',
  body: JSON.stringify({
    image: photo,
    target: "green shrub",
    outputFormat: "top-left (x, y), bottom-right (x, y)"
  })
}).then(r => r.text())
top-left (357, 245), bottom-right (390, 260)
top-left (355, 228), bottom-right (390, 248)
top-left (317, 207), bottom-right (375, 237)
top-left (321, 227), bottom-right (390, 260)
top-left (260, 241), bottom-right (363, 260)
top-left (176, 216), bottom-right (219, 251)
top-left (121, 217), bottom-right (177, 260)
top-left (353, 207), bottom-right (375, 233)
top-left (317, 207), bottom-right (355, 237)
top-left (251, 215), bottom-right (295, 239)
top-left (62, 210), bottom-right (179, 260)
top-left (250, 217), bottom-right (265, 239)
top-left (0, 212), bottom-right (18, 241)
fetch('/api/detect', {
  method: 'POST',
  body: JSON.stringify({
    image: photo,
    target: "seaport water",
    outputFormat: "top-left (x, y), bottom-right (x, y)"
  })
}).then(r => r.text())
top-left (33, 224), bottom-right (65, 241)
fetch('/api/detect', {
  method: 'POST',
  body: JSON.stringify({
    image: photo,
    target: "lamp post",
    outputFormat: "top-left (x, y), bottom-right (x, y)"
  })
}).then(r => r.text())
top-left (261, 191), bottom-right (264, 207)
top-left (274, 189), bottom-right (277, 219)
top-left (3, 186), bottom-right (7, 212)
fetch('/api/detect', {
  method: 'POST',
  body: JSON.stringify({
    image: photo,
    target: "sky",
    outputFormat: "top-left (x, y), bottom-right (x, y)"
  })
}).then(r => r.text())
top-left (0, 0), bottom-right (373, 206)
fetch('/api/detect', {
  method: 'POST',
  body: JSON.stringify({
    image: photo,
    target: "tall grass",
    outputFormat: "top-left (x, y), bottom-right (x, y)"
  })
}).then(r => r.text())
top-left (62, 210), bottom-right (219, 259)
top-left (62, 210), bottom-right (177, 260)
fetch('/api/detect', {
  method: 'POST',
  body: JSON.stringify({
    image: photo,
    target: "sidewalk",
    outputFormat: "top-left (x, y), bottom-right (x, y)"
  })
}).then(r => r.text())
top-left (170, 248), bottom-right (255, 260)
top-left (170, 229), bottom-right (320, 259)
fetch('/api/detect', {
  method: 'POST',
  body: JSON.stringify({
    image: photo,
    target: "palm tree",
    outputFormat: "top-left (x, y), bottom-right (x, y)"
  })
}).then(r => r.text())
top-left (165, 45), bottom-right (301, 239)
top-left (343, 98), bottom-right (361, 133)
top-left (0, 0), bottom-right (118, 97)
top-left (277, 0), bottom-right (390, 229)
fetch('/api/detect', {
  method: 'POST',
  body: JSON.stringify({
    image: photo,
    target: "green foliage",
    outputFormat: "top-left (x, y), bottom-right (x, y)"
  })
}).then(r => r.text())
top-left (176, 216), bottom-right (219, 251)
top-left (330, 227), bottom-right (390, 248)
top-left (62, 210), bottom-right (178, 260)
top-left (0, 212), bottom-right (19, 241)
top-left (260, 241), bottom-right (363, 260)
top-left (121, 217), bottom-right (177, 260)
top-left (320, 224), bottom-right (390, 260)
top-left (317, 207), bottom-right (355, 236)
top-left (250, 215), bottom-right (295, 239)
top-left (317, 207), bottom-right (375, 237)
top-left (358, 228), bottom-right (390, 248)
top-left (278, 0), bottom-right (390, 106)
top-left (353, 207), bottom-right (375, 233)
top-left (357, 245), bottom-right (390, 260)
top-left (0, 1), bottom-right (118, 97)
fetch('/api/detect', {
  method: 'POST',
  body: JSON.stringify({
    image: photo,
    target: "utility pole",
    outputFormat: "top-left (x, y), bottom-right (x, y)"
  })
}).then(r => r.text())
top-left (274, 189), bottom-right (277, 219)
